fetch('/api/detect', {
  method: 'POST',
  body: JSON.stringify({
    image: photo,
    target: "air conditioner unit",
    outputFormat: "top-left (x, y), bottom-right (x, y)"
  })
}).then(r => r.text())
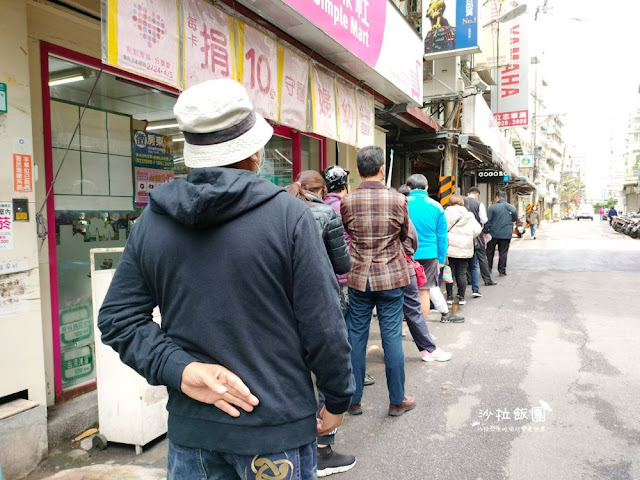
top-left (423, 56), bottom-right (464, 100)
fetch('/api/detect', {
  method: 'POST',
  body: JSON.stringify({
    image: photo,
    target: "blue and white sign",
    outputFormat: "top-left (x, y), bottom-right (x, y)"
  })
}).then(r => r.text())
top-left (424, 0), bottom-right (480, 59)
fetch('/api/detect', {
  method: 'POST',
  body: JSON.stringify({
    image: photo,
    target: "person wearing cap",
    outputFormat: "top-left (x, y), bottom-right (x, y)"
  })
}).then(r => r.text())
top-left (98, 79), bottom-right (354, 479)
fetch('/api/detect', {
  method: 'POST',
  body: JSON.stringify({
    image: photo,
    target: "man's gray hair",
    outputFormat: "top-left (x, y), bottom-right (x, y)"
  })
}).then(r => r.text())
top-left (406, 174), bottom-right (428, 190)
top-left (496, 190), bottom-right (507, 199)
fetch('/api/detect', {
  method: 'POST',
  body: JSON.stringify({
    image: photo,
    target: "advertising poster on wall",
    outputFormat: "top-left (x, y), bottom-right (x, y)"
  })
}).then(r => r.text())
top-left (0, 202), bottom-right (14, 250)
top-left (278, 46), bottom-right (309, 129)
top-left (182, 0), bottom-right (236, 89)
top-left (105, 0), bottom-right (181, 88)
top-left (336, 81), bottom-right (357, 147)
top-left (132, 129), bottom-right (174, 205)
top-left (135, 168), bottom-right (175, 205)
top-left (491, 1), bottom-right (529, 128)
top-left (356, 90), bottom-right (375, 148)
top-left (310, 67), bottom-right (338, 140)
top-left (237, 21), bottom-right (279, 121)
top-left (424, 0), bottom-right (480, 59)
top-left (13, 154), bottom-right (33, 194)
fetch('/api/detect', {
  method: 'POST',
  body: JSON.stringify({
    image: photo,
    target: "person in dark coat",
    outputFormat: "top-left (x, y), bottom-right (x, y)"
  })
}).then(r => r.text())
top-left (483, 191), bottom-right (518, 276)
top-left (98, 79), bottom-right (354, 479)
top-left (286, 170), bottom-right (356, 477)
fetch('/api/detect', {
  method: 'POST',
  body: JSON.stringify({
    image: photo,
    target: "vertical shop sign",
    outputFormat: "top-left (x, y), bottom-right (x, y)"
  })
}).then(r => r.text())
top-left (278, 46), bottom-right (309, 129)
top-left (310, 67), bottom-right (338, 140)
top-left (105, 0), bottom-right (180, 88)
top-left (491, 1), bottom-right (529, 128)
top-left (182, 0), bottom-right (236, 89)
top-left (0, 202), bottom-right (14, 250)
top-left (335, 81), bottom-right (357, 147)
top-left (424, 0), bottom-right (480, 59)
top-left (237, 21), bottom-right (279, 121)
top-left (133, 130), bottom-right (174, 205)
top-left (356, 90), bottom-right (375, 148)
top-left (13, 154), bottom-right (33, 194)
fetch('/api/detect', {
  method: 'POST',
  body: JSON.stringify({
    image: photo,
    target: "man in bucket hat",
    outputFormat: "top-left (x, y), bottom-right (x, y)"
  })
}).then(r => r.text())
top-left (98, 79), bottom-right (354, 479)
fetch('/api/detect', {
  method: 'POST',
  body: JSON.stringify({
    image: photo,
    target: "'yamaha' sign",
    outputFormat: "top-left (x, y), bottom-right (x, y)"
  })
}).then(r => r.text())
top-left (477, 171), bottom-right (509, 183)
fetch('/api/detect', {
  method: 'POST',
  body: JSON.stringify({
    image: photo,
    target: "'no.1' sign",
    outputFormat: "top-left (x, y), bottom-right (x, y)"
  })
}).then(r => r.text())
top-left (237, 20), bottom-right (278, 121)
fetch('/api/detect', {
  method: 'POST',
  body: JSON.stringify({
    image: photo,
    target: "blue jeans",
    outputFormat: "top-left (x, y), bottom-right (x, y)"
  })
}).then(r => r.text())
top-left (348, 283), bottom-right (405, 405)
top-left (168, 440), bottom-right (317, 480)
top-left (531, 224), bottom-right (537, 237)
top-left (403, 275), bottom-right (436, 353)
top-left (467, 253), bottom-right (479, 293)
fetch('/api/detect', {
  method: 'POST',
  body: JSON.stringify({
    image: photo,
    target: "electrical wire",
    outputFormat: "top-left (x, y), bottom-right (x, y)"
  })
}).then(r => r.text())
top-left (36, 68), bottom-right (104, 249)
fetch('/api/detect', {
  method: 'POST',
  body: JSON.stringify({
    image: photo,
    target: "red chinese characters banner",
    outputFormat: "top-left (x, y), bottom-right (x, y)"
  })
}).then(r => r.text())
top-left (182, 0), bottom-right (235, 88)
top-left (105, 0), bottom-right (180, 88)
top-left (335, 81), bottom-right (357, 147)
top-left (13, 154), bottom-right (33, 193)
top-left (278, 46), bottom-right (309, 129)
top-left (356, 90), bottom-right (375, 148)
top-left (237, 21), bottom-right (279, 121)
top-left (311, 67), bottom-right (337, 140)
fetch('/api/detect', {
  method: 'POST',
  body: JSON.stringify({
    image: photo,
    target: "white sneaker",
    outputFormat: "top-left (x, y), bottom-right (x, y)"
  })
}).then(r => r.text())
top-left (421, 348), bottom-right (453, 362)
top-left (472, 292), bottom-right (482, 298)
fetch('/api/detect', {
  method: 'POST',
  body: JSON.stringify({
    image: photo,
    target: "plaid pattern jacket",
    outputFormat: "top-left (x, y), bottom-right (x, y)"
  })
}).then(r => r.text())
top-left (341, 181), bottom-right (411, 292)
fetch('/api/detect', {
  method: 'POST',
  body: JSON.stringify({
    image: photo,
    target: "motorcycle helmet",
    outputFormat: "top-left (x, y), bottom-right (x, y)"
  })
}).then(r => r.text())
top-left (322, 166), bottom-right (350, 193)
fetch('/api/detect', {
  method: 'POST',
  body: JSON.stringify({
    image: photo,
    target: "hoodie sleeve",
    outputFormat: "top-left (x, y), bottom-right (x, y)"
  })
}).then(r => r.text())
top-left (97, 219), bottom-right (199, 391)
top-left (292, 209), bottom-right (355, 414)
top-left (436, 209), bottom-right (448, 264)
top-left (324, 209), bottom-right (352, 275)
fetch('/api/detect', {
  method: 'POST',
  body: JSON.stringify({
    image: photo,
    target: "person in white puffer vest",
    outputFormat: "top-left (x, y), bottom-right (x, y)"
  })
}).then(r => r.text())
top-left (444, 194), bottom-right (482, 305)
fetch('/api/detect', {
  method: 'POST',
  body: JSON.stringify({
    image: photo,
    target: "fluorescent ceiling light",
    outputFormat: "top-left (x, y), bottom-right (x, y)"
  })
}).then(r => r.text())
top-left (48, 74), bottom-right (86, 86)
top-left (172, 137), bottom-right (185, 142)
top-left (147, 122), bottom-right (179, 131)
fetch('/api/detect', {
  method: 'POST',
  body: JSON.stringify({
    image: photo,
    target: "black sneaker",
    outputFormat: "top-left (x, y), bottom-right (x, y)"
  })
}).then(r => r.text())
top-left (499, 272), bottom-right (507, 277)
top-left (446, 295), bottom-right (454, 305)
top-left (317, 447), bottom-right (357, 477)
top-left (347, 403), bottom-right (362, 415)
top-left (457, 296), bottom-right (467, 305)
top-left (485, 280), bottom-right (497, 286)
top-left (364, 373), bottom-right (375, 386)
top-left (441, 311), bottom-right (465, 323)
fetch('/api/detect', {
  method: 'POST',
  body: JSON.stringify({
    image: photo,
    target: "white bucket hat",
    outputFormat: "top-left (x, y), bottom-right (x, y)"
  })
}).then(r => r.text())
top-left (173, 79), bottom-right (274, 168)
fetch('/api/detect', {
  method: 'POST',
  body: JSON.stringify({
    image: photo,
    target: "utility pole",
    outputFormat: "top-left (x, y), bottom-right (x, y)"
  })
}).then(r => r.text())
top-left (531, 56), bottom-right (539, 206)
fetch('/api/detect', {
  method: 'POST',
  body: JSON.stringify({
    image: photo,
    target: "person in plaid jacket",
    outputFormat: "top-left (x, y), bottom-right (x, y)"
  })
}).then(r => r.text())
top-left (340, 146), bottom-right (416, 417)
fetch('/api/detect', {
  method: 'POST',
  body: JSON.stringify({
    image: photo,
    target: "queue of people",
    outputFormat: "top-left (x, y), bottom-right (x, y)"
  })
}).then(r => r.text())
top-left (97, 79), bottom-right (521, 479)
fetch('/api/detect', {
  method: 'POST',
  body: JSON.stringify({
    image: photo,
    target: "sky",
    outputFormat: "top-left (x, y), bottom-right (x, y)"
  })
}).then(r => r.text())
top-left (530, 0), bottom-right (640, 199)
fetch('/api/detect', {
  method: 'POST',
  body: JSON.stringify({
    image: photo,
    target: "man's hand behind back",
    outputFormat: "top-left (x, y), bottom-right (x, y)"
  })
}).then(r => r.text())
top-left (181, 362), bottom-right (260, 417)
top-left (316, 406), bottom-right (345, 436)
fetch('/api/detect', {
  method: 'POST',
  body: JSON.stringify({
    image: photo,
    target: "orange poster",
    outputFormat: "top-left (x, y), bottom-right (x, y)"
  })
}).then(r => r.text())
top-left (14, 154), bottom-right (33, 193)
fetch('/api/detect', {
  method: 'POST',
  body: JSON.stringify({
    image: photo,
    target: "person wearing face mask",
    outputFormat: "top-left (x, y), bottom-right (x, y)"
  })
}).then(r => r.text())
top-left (98, 79), bottom-right (354, 479)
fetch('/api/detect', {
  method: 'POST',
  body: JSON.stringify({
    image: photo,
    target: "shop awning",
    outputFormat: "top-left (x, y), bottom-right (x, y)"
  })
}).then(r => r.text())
top-left (230, 0), bottom-right (424, 106)
top-left (506, 177), bottom-right (537, 194)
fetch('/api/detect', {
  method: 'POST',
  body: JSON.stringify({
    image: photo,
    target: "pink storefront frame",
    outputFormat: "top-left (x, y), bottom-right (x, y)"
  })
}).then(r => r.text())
top-left (40, 41), bottom-right (327, 400)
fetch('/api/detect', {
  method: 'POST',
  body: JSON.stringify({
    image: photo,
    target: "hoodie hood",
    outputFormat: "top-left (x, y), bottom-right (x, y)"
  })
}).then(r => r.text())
top-left (149, 167), bottom-right (284, 229)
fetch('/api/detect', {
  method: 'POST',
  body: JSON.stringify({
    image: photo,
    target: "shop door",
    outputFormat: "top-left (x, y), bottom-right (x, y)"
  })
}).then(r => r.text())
top-left (261, 134), bottom-right (294, 187)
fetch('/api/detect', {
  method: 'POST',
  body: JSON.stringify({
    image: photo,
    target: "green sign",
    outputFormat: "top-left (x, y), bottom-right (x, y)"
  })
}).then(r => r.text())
top-left (0, 83), bottom-right (7, 113)
top-left (61, 345), bottom-right (94, 383)
top-left (60, 305), bottom-right (93, 345)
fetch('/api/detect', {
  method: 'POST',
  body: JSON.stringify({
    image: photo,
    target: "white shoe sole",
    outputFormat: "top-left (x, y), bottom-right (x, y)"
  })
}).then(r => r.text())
top-left (422, 355), bottom-right (452, 362)
top-left (318, 459), bottom-right (357, 477)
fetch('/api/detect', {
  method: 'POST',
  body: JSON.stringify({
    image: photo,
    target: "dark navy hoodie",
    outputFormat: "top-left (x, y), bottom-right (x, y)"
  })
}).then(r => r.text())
top-left (98, 168), bottom-right (354, 455)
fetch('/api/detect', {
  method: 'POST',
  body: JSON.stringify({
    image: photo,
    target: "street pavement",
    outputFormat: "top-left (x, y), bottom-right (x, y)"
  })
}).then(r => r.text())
top-left (26, 219), bottom-right (640, 480)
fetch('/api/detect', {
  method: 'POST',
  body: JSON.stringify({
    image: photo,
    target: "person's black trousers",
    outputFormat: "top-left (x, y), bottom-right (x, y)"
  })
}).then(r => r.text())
top-left (445, 257), bottom-right (469, 300)
top-left (475, 236), bottom-right (493, 283)
top-left (486, 238), bottom-right (511, 274)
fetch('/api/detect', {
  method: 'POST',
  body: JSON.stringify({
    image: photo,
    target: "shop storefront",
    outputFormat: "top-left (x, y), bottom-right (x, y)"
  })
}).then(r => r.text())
top-left (1, 0), bottom-right (423, 407)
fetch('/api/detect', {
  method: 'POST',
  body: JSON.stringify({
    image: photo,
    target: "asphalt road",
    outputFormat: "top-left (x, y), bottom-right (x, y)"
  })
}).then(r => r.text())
top-left (336, 219), bottom-right (640, 480)
top-left (27, 219), bottom-right (640, 480)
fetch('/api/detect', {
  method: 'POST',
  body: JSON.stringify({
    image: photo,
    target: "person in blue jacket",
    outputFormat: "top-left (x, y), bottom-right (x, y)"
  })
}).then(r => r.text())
top-left (406, 174), bottom-right (464, 323)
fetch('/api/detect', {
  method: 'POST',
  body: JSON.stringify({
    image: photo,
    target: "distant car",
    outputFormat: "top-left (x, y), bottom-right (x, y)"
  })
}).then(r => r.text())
top-left (576, 205), bottom-right (594, 221)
